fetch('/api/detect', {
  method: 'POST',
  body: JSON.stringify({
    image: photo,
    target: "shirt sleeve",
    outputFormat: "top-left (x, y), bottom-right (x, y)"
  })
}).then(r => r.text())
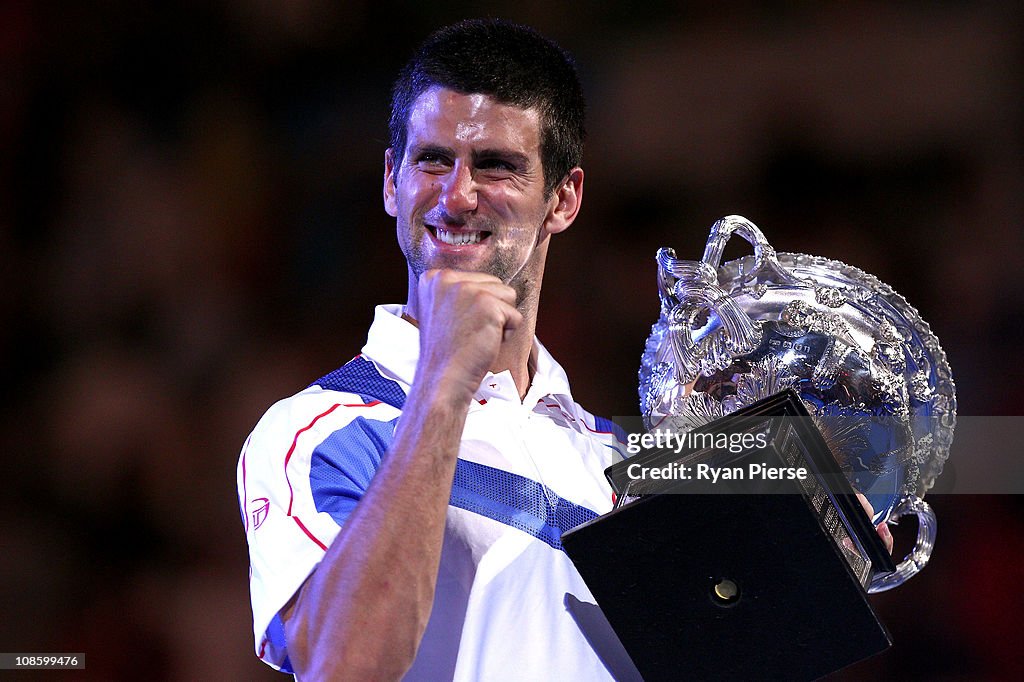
top-left (236, 387), bottom-right (400, 672)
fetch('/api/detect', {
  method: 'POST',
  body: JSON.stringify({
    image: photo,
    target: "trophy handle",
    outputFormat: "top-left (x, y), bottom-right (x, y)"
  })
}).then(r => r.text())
top-left (701, 215), bottom-right (776, 270)
top-left (867, 495), bottom-right (936, 593)
top-left (701, 215), bottom-right (798, 286)
top-left (655, 215), bottom-right (803, 384)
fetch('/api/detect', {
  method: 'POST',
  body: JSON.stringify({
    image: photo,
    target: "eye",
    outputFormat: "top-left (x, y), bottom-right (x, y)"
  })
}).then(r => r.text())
top-left (477, 158), bottom-right (516, 173)
top-left (414, 152), bottom-right (451, 170)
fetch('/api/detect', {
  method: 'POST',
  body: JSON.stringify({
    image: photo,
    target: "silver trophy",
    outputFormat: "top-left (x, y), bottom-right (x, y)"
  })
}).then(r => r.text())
top-left (637, 215), bottom-right (956, 592)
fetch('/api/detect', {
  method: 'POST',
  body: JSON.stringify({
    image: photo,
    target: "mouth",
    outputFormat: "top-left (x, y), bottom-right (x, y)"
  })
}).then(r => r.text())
top-left (428, 226), bottom-right (491, 246)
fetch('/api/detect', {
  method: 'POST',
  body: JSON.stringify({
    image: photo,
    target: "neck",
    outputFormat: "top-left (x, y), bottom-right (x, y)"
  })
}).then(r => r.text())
top-left (494, 309), bottom-right (538, 400)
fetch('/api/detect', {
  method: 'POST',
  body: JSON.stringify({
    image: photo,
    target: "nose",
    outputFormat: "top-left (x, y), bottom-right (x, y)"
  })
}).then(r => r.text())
top-left (439, 161), bottom-right (477, 216)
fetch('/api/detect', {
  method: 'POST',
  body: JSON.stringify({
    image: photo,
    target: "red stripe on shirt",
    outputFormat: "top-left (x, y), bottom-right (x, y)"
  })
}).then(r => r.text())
top-left (540, 401), bottom-right (622, 442)
top-left (293, 515), bottom-right (329, 551)
top-left (285, 403), bottom-right (343, 516)
top-left (583, 421), bottom-right (615, 437)
top-left (284, 399), bottom-right (387, 516)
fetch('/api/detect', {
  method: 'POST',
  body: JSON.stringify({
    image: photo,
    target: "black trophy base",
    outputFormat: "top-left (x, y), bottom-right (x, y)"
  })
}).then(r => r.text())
top-left (563, 490), bottom-right (892, 682)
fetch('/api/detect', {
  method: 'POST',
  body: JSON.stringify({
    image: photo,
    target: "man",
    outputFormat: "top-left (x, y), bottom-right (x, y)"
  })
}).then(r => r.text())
top-left (238, 19), bottom-right (632, 680)
top-left (238, 19), bottom-right (893, 680)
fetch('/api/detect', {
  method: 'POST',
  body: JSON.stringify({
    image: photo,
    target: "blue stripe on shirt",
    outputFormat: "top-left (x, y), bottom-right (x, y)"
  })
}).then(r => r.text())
top-left (310, 419), bottom-right (599, 552)
top-left (450, 458), bottom-right (599, 551)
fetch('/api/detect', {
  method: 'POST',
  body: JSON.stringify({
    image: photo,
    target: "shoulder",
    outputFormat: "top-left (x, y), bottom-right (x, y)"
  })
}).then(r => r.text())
top-left (573, 401), bottom-right (630, 449)
top-left (245, 356), bottom-right (407, 461)
top-left (532, 341), bottom-right (631, 455)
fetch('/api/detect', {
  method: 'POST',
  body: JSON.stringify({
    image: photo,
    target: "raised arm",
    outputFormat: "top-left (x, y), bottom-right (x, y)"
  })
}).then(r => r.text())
top-left (281, 270), bottom-right (522, 680)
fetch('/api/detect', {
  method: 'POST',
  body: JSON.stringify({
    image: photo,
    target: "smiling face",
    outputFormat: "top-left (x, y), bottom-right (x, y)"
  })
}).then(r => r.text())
top-left (384, 87), bottom-right (581, 310)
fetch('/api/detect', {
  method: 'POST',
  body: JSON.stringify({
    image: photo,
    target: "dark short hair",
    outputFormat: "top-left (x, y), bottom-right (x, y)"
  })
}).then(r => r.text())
top-left (389, 19), bottom-right (586, 197)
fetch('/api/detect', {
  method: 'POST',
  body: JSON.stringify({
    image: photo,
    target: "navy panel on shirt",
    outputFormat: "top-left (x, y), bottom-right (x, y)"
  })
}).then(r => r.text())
top-left (450, 459), bottom-right (600, 552)
top-left (311, 356), bottom-right (407, 409)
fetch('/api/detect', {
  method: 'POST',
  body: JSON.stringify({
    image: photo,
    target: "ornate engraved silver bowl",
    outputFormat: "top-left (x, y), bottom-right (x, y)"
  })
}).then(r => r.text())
top-left (638, 215), bottom-right (956, 591)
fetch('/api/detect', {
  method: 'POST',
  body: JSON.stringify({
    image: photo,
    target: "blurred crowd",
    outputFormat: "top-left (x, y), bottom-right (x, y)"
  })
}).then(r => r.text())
top-left (2, 2), bottom-right (1022, 679)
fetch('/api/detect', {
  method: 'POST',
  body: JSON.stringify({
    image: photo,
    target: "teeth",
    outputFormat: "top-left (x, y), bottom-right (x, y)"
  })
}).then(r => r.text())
top-left (436, 228), bottom-right (482, 246)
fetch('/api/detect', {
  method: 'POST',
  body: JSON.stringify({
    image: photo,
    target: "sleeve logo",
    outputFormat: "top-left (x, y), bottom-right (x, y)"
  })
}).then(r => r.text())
top-left (250, 497), bottom-right (270, 530)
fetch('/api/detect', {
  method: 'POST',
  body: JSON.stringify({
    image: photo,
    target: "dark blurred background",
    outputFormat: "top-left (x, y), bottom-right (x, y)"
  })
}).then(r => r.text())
top-left (2, 1), bottom-right (1022, 679)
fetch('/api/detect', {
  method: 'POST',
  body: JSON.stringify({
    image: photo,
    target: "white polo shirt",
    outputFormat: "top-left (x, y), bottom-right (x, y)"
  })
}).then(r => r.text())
top-left (238, 304), bottom-right (633, 679)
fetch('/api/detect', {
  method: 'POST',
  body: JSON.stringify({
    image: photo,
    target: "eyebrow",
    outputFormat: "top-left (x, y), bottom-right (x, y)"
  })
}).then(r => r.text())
top-left (472, 148), bottom-right (531, 169)
top-left (409, 144), bottom-right (454, 160)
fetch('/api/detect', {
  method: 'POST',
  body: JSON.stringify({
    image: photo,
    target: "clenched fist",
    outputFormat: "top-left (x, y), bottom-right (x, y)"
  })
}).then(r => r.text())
top-left (410, 269), bottom-right (524, 403)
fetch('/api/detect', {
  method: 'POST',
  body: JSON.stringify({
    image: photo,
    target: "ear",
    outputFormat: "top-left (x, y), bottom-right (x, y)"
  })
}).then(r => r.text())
top-left (383, 148), bottom-right (398, 217)
top-left (543, 167), bottom-right (584, 236)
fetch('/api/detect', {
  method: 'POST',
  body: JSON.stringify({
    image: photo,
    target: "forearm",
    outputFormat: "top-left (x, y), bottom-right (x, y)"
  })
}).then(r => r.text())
top-left (283, 380), bottom-right (471, 680)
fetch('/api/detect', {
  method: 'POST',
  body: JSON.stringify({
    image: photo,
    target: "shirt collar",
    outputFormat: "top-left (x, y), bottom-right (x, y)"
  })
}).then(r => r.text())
top-left (361, 304), bottom-right (419, 389)
top-left (361, 303), bottom-right (573, 404)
